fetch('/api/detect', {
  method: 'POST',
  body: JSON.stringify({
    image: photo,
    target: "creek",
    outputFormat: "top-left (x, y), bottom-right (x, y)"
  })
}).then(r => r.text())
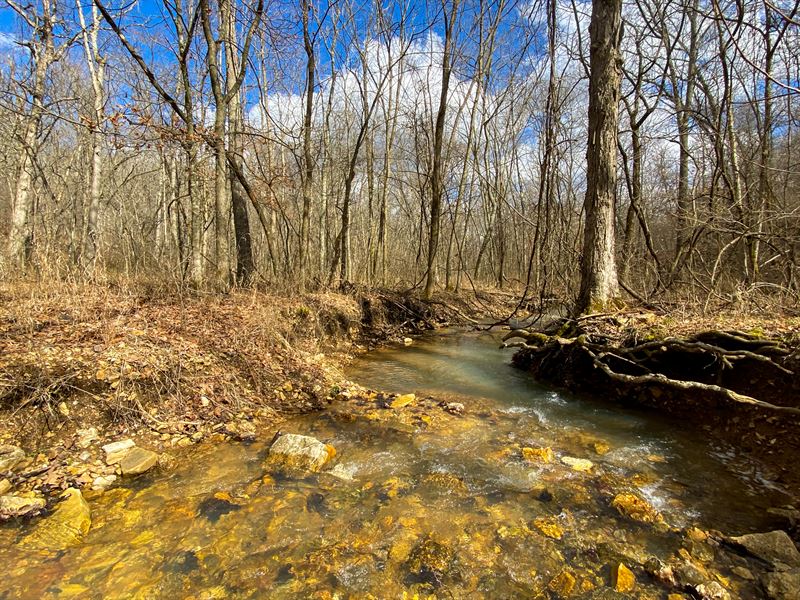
top-left (0, 329), bottom-right (792, 598)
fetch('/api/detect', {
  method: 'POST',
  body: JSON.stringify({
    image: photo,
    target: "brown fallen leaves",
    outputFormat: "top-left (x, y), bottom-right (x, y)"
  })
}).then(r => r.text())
top-left (0, 283), bottom-right (358, 460)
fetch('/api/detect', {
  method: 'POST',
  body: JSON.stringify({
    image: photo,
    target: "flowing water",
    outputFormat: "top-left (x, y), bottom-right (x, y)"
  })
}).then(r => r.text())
top-left (0, 329), bottom-right (793, 598)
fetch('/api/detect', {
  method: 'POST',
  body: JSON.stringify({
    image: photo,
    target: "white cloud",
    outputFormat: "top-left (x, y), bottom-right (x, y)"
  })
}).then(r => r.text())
top-left (0, 31), bottom-right (18, 50)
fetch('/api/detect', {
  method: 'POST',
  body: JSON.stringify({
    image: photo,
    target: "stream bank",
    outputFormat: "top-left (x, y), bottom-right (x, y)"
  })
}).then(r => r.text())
top-left (507, 311), bottom-right (800, 495)
top-left (0, 282), bottom-right (512, 515)
top-left (1, 329), bottom-right (798, 599)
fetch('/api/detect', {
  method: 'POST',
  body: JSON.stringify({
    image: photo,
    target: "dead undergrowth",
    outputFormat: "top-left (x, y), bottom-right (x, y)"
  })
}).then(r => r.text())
top-left (0, 281), bottom-right (513, 456)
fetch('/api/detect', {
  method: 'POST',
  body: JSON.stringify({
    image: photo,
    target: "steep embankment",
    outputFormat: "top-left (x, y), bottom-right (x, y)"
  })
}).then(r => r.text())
top-left (506, 312), bottom-right (800, 492)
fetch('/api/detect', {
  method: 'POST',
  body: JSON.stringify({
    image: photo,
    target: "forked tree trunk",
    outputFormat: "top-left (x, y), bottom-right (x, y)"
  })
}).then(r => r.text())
top-left (423, 0), bottom-right (459, 300)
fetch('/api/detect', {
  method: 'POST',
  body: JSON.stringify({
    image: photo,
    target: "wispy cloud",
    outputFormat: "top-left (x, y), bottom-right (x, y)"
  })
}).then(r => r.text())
top-left (0, 31), bottom-right (18, 50)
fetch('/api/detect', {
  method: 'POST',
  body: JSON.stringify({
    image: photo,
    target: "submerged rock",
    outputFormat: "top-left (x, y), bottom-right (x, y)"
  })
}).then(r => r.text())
top-left (0, 445), bottom-right (26, 472)
top-left (766, 507), bottom-right (800, 535)
top-left (326, 463), bottom-right (357, 481)
top-left (548, 569), bottom-right (577, 596)
top-left (533, 516), bottom-right (564, 539)
top-left (611, 563), bottom-right (635, 593)
top-left (561, 456), bottom-right (594, 472)
top-left (727, 530), bottom-right (800, 569)
top-left (762, 569), bottom-right (800, 600)
top-left (422, 471), bottom-right (468, 494)
top-left (390, 393), bottom-right (416, 409)
top-left (611, 492), bottom-right (664, 525)
top-left (592, 441), bottom-right (611, 455)
top-left (266, 433), bottom-right (335, 477)
top-left (443, 402), bottom-right (465, 415)
top-left (377, 477), bottom-right (412, 500)
top-left (198, 494), bottom-right (241, 523)
top-left (674, 558), bottom-right (709, 588)
top-left (21, 488), bottom-right (91, 551)
top-left (406, 537), bottom-right (453, 583)
top-left (118, 447), bottom-right (158, 476)
top-left (0, 494), bottom-right (46, 519)
top-left (522, 446), bottom-right (554, 463)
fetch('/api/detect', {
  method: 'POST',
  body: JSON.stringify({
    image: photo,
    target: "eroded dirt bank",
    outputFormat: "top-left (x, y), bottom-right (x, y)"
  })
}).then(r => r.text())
top-left (507, 311), bottom-right (800, 494)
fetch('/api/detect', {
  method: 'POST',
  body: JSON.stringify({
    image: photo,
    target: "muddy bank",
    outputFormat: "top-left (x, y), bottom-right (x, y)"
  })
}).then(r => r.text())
top-left (507, 312), bottom-right (800, 494)
top-left (0, 282), bottom-right (511, 511)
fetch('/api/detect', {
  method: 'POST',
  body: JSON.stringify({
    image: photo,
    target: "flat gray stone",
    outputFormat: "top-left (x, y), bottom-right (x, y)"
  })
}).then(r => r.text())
top-left (102, 439), bottom-right (136, 464)
top-left (119, 447), bottom-right (158, 475)
top-left (729, 530), bottom-right (800, 570)
top-left (0, 445), bottom-right (26, 472)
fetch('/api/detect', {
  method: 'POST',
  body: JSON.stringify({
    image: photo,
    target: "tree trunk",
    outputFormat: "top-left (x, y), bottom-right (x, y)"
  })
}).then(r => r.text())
top-left (77, 0), bottom-right (106, 276)
top-left (674, 0), bottom-right (698, 260)
top-left (7, 0), bottom-right (55, 271)
top-left (424, 0), bottom-right (458, 300)
top-left (576, 0), bottom-right (622, 314)
top-left (298, 0), bottom-right (315, 290)
top-left (225, 0), bottom-right (254, 285)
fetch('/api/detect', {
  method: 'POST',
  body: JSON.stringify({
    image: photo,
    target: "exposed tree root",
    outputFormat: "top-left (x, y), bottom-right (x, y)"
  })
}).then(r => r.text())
top-left (505, 313), bottom-right (800, 486)
top-left (504, 327), bottom-right (797, 411)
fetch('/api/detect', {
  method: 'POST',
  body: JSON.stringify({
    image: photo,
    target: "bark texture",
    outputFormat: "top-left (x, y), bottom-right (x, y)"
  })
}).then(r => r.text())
top-left (577, 0), bottom-right (623, 313)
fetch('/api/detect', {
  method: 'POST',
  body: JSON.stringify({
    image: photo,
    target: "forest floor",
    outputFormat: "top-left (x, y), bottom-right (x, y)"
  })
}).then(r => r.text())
top-left (0, 281), bottom-right (514, 506)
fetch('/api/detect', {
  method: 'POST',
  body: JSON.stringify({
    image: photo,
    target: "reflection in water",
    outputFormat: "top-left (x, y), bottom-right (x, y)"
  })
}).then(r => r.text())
top-left (0, 330), bottom-right (791, 598)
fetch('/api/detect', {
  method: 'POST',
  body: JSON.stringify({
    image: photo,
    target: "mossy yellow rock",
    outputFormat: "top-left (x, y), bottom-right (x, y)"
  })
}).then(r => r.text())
top-left (21, 488), bottom-right (91, 552)
top-left (592, 442), bottom-right (610, 455)
top-left (561, 456), bottom-right (594, 472)
top-left (612, 562), bottom-right (635, 593)
top-left (533, 516), bottom-right (564, 540)
top-left (522, 447), bottom-right (554, 463)
top-left (548, 570), bottom-right (576, 596)
top-left (611, 492), bottom-right (664, 525)
top-left (390, 394), bottom-right (416, 409)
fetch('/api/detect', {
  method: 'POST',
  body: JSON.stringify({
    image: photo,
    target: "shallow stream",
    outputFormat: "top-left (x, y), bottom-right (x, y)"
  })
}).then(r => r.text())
top-left (0, 329), bottom-right (793, 598)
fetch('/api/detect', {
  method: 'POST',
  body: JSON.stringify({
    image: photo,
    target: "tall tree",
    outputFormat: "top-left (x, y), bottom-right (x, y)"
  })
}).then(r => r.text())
top-left (5, 0), bottom-right (74, 270)
top-left (297, 0), bottom-right (316, 289)
top-left (76, 0), bottom-right (106, 275)
top-left (423, 0), bottom-right (460, 299)
top-left (576, 0), bottom-right (623, 313)
top-left (200, 0), bottom-right (261, 285)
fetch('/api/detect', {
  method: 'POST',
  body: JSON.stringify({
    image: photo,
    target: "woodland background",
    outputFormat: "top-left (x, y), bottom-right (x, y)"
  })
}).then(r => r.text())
top-left (0, 0), bottom-right (798, 311)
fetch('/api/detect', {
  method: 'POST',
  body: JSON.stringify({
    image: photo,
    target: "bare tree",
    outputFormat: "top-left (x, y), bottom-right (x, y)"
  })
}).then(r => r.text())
top-left (5, 0), bottom-right (75, 270)
top-left (577, 0), bottom-right (623, 313)
top-left (424, 0), bottom-right (460, 299)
